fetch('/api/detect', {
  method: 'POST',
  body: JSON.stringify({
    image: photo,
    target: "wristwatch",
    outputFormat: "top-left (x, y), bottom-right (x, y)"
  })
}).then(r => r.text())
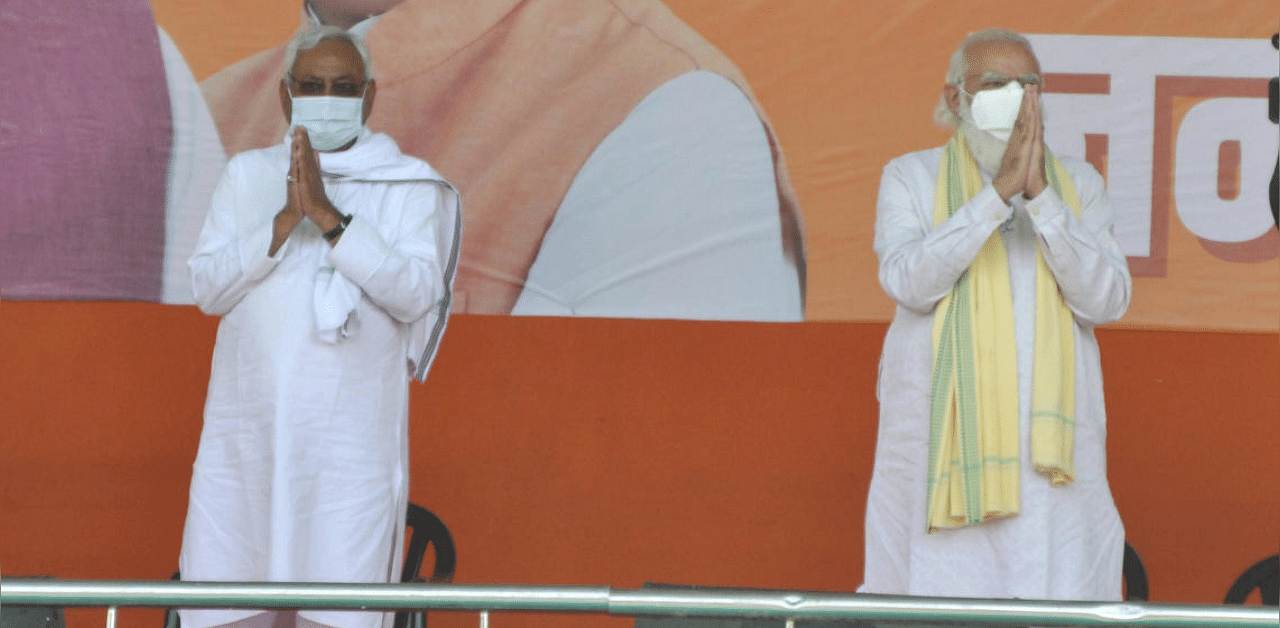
top-left (323, 213), bottom-right (353, 242)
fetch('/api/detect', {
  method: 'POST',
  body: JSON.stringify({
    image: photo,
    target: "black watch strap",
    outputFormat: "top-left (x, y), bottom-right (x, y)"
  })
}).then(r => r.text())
top-left (323, 213), bottom-right (353, 241)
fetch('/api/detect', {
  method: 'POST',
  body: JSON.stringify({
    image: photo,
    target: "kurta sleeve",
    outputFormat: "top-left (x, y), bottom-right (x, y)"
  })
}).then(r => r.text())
top-left (1023, 160), bottom-right (1131, 325)
top-left (188, 157), bottom-right (286, 316)
top-left (508, 71), bottom-right (803, 321)
top-left (326, 183), bottom-right (445, 324)
top-left (874, 155), bottom-right (1012, 314)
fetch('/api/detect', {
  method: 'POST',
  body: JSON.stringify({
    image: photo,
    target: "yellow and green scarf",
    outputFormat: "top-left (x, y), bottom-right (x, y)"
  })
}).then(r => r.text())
top-left (926, 131), bottom-right (1081, 533)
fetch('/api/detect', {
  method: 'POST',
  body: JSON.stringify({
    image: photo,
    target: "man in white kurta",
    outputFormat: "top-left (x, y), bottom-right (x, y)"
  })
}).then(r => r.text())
top-left (862, 29), bottom-right (1131, 600)
top-left (180, 27), bottom-right (457, 628)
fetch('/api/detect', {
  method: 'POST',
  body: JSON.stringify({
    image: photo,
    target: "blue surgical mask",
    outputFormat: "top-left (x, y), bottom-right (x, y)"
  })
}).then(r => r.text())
top-left (289, 89), bottom-right (365, 151)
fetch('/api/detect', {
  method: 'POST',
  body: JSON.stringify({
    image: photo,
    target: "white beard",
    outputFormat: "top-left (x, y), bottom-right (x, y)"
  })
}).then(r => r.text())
top-left (957, 93), bottom-right (1009, 175)
top-left (955, 89), bottom-right (1047, 176)
top-left (959, 120), bottom-right (1008, 176)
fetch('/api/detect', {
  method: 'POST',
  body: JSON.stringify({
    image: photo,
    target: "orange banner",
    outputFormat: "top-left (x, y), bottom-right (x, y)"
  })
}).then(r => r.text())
top-left (138, 1), bottom-right (1280, 331)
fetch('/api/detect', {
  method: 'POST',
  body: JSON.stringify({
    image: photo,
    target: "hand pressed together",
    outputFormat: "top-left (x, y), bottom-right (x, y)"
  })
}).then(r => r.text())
top-left (992, 83), bottom-right (1048, 204)
top-left (269, 127), bottom-right (346, 255)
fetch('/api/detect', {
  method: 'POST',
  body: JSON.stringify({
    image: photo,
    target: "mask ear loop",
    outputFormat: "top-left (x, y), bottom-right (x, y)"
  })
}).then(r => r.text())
top-left (285, 76), bottom-right (301, 135)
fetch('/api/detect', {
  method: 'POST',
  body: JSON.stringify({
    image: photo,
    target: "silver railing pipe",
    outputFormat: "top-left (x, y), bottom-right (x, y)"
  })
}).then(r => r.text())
top-left (2, 578), bottom-right (1276, 628)
top-left (0, 580), bottom-right (609, 613)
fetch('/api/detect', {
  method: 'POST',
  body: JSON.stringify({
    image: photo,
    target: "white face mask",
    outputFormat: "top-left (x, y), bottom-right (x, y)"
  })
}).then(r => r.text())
top-left (966, 81), bottom-right (1025, 142)
top-left (289, 91), bottom-right (365, 151)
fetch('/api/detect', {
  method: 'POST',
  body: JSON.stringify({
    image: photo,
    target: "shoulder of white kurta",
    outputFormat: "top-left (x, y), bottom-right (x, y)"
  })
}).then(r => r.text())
top-left (541, 68), bottom-right (774, 229)
top-left (889, 145), bottom-right (946, 164)
top-left (391, 154), bottom-right (448, 185)
top-left (357, 132), bottom-right (449, 182)
top-left (641, 70), bottom-right (756, 124)
top-left (1046, 154), bottom-right (1111, 214)
top-left (226, 143), bottom-right (287, 177)
top-left (1053, 153), bottom-right (1106, 190)
top-left (511, 67), bottom-right (801, 320)
top-left (1053, 153), bottom-right (1095, 174)
top-left (883, 146), bottom-right (946, 179)
top-left (398, 154), bottom-right (446, 181)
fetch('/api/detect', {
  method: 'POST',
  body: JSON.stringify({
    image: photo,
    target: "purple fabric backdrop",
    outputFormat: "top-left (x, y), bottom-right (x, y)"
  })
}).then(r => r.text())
top-left (2, 1), bottom-right (172, 300)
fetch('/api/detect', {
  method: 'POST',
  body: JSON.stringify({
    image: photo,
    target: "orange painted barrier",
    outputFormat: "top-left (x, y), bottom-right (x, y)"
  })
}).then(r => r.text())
top-left (1, 302), bottom-right (1275, 628)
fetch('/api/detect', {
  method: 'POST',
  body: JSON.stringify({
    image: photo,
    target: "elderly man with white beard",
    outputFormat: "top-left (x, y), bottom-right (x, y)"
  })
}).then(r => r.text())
top-left (861, 28), bottom-right (1132, 600)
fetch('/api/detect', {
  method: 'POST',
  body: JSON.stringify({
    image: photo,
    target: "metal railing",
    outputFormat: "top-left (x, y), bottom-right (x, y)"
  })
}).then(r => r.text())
top-left (2, 578), bottom-right (1276, 628)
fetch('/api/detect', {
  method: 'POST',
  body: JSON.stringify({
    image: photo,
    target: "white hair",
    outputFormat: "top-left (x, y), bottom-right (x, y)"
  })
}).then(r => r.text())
top-left (932, 28), bottom-right (1036, 128)
top-left (283, 25), bottom-right (374, 81)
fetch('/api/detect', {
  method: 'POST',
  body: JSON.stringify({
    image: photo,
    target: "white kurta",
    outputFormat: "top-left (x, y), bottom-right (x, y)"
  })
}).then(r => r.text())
top-left (863, 146), bottom-right (1132, 600)
top-left (180, 130), bottom-right (453, 628)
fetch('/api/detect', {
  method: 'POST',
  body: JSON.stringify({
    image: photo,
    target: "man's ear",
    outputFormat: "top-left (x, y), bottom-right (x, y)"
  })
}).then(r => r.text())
top-left (280, 79), bottom-right (292, 123)
top-left (362, 79), bottom-right (377, 124)
top-left (944, 83), bottom-right (961, 119)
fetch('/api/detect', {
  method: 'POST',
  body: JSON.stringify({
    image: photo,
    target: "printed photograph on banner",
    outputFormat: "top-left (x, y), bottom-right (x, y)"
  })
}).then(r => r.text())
top-left (194, 0), bottom-right (808, 322)
top-left (2, 0), bottom-right (807, 322)
top-left (5, 2), bottom-right (1276, 331)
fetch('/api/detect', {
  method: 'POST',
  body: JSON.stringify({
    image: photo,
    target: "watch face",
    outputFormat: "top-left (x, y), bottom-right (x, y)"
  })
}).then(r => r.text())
top-left (324, 215), bottom-right (351, 241)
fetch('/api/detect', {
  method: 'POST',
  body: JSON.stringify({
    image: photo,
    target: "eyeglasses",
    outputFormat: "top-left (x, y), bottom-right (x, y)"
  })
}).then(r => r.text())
top-left (288, 74), bottom-right (367, 98)
top-left (966, 71), bottom-right (1043, 92)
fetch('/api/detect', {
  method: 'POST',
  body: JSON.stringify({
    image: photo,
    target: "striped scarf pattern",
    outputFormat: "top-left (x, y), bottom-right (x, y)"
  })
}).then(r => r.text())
top-left (925, 131), bottom-right (1081, 532)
